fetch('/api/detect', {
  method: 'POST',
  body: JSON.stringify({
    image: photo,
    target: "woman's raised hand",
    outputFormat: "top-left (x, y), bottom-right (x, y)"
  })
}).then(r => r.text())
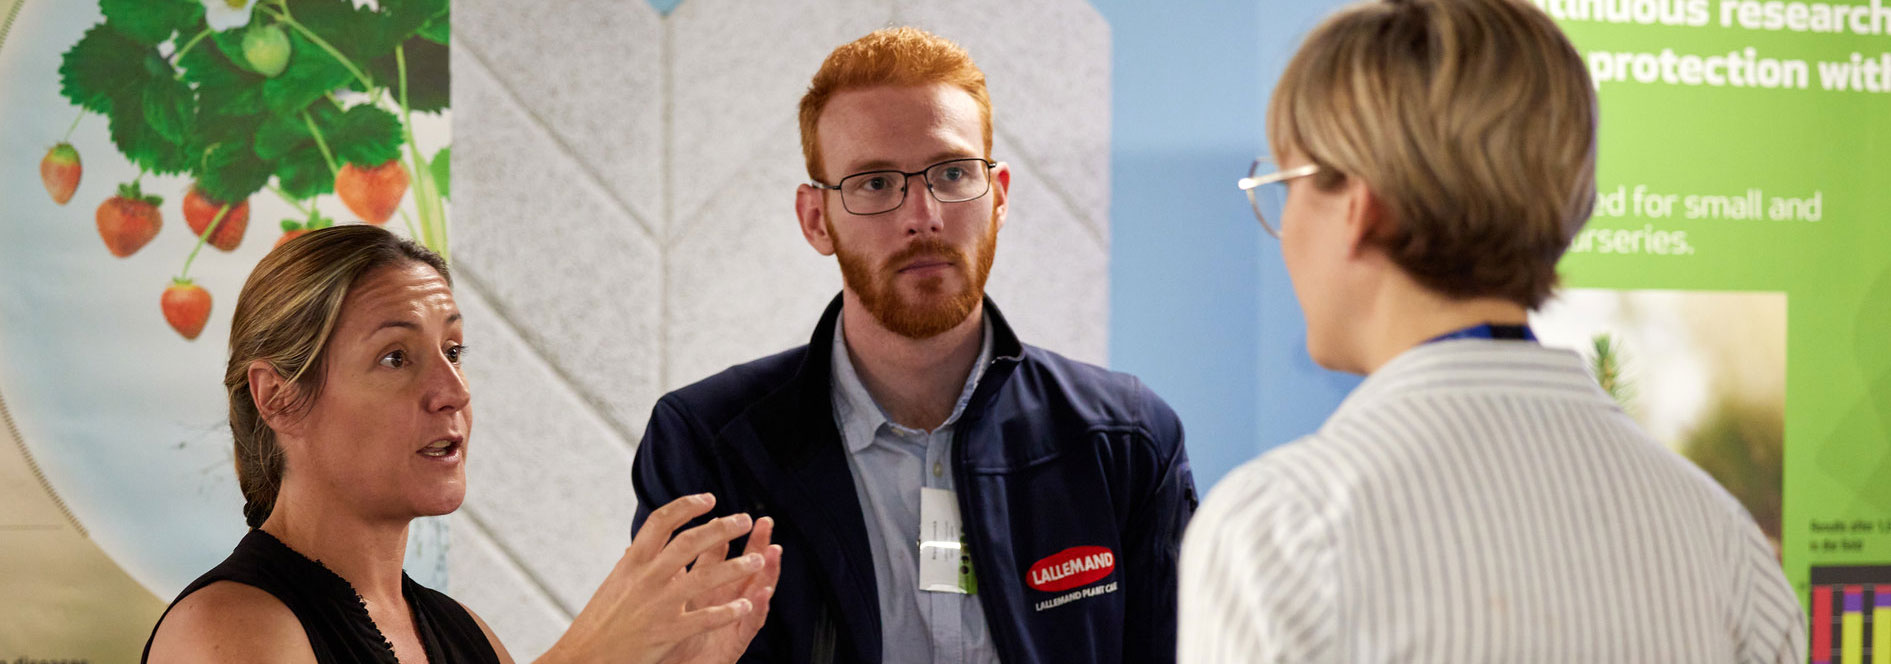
top-left (537, 493), bottom-right (777, 664)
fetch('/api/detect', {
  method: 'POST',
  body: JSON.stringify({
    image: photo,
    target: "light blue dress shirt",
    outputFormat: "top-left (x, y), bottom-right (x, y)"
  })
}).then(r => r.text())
top-left (830, 311), bottom-right (1001, 664)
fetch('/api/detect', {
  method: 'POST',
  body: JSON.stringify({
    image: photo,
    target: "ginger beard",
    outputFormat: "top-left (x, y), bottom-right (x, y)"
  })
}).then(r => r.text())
top-left (831, 209), bottom-right (999, 340)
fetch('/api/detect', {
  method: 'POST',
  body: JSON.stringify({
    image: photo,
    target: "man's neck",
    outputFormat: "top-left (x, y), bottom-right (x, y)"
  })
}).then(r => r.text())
top-left (839, 292), bottom-right (986, 431)
top-left (260, 483), bottom-right (411, 611)
top-left (1345, 271), bottom-right (1531, 375)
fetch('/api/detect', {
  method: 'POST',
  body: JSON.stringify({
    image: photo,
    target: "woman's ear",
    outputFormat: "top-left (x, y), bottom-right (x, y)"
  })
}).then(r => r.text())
top-left (247, 360), bottom-right (301, 438)
top-left (1343, 177), bottom-right (1392, 258)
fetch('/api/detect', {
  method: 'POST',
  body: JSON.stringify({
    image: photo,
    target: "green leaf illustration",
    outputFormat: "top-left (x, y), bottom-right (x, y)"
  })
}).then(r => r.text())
top-left (328, 104), bottom-right (402, 167)
top-left (369, 36), bottom-right (447, 113)
top-left (59, 23), bottom-right (148, 115)
top-left (262, 30), bottom-right (353, 114)
top-left (275, 145), bottom-right (333, 199)
top-left (181, 36), bottom-right (268, 119)
top-left (109, 87), bottom-right (193, 175)
top-left (429, 146), bottom-right (449, 200)
top-left (252, 112), bottom-right (309, 162)
top-left (100, 0), bottom-right (203, 47)
top-left (417, 13), bottom-right (448, 44)
top-left (141, 75), bottom-right (197, 145)
top-left (199, 140), bottom-right (273, 203)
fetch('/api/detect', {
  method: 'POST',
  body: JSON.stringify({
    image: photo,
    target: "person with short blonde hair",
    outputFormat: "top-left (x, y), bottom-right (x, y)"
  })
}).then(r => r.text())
top-left (633, 27), bottom-right (1196, 663)
top-left (1180, 0), bottom-right (1804, 661)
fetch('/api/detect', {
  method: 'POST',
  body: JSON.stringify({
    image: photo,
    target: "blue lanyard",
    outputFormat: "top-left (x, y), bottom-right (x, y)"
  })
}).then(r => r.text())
top-left (1426, 323), bottom-right (1537, 344)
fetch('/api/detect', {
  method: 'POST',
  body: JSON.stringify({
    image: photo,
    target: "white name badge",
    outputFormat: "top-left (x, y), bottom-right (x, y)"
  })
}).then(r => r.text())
top-left (918, 487), bottom-right (974, 594)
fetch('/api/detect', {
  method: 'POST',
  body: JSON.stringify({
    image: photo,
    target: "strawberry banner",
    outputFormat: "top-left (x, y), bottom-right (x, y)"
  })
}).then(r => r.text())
top-left (0, 0), bottom-right (451, 659)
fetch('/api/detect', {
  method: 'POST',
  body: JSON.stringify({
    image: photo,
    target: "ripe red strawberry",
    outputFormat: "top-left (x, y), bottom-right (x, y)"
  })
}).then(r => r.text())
top-left (41, 143), bottom-right (81, 205)
top-left (183, 187), bottom-right (250, 251)
top-left (161, 279), bottom-right (212, 341)
top-left (96, 182), bottom-right (163, 258)
top-left (274, 228), bottom-right (307, 250)
top-left (335, 160), bottom-right (408, 225)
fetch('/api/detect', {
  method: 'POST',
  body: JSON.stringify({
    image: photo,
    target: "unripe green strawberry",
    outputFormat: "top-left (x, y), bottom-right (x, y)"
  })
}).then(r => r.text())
top-left (242, 24), bottom-right (291, 78)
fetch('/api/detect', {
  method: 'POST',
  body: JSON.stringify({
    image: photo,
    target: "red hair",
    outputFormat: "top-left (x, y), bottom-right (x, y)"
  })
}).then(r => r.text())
top-left (798, 27), bottom-right (992, 181)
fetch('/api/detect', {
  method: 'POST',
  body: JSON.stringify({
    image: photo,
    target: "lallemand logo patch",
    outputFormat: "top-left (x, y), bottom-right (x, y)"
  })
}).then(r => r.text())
top-left (1026, 546), bottom-right (1116, 593)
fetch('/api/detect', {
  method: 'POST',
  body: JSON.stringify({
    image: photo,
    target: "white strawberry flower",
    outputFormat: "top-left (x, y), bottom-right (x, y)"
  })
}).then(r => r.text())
top-left (201, 0), bottom-right (259, 31)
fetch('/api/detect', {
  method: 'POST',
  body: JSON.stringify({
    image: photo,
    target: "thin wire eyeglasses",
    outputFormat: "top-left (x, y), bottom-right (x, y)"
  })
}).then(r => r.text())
top-left (811, 158), bottom-right (997, 216)
top-left (1238, 158), bottom-right (1320, 239)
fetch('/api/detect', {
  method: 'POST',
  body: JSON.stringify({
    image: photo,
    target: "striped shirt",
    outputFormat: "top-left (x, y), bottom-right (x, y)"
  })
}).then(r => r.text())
top-left (1179, 339), bottom-right (1805, 663)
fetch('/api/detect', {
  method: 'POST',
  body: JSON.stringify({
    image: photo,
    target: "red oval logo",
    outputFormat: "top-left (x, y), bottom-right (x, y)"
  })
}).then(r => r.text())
top-left (1027, 546), bottom-right (1116, 593)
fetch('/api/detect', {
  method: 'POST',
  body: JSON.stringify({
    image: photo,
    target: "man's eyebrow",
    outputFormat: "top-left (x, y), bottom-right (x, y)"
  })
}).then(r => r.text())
top-left (447, 312), bottom-right (462, 325)
top-left (843, 151), bottom-right (982, 176)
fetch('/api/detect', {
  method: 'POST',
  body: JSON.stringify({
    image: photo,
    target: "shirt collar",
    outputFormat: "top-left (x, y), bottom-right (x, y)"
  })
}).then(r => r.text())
top-left (830, 309), bottom-right (995, 455)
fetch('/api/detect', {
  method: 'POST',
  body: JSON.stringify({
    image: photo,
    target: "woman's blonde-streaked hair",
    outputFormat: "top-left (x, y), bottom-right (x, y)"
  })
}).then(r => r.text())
top-left (1269, 0), bottom-right (1597, 309)
top-left (225, 225), bottom-right (449, 528)
top-left (798, 26), bottom-right (992, 182)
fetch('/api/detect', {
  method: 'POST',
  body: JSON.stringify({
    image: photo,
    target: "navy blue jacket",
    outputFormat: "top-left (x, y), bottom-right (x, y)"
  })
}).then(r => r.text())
top-left (632, 296), bottom-right (1196, 663)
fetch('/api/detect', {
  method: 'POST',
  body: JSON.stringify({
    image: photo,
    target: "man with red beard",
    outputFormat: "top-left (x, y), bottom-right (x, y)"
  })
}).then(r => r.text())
top-left (630, 27), bottom-right (1196, 664)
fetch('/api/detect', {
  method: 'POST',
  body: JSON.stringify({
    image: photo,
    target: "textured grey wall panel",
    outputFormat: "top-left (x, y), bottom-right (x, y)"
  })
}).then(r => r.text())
top-left (457, 286), bottom-right (641, 613)
top-left (454, 48), bottom-right (667, 435)
top-left (455, 0), bottom-right (665, 230)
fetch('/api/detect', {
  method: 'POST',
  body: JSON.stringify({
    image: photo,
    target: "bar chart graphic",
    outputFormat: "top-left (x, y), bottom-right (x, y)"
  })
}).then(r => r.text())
top-left (1810, 566), bottom-right (1890, 664)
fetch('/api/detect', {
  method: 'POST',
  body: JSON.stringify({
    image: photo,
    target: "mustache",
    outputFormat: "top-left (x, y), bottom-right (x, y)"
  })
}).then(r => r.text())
top-left (885, 238), bottom-right (960, 271)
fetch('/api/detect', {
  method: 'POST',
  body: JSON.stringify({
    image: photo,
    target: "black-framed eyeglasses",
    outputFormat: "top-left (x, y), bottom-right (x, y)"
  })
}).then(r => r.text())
top-left (1238, 157), bottom-right (1320, 239)
top-left (811, 158), bottom-right (997, 216)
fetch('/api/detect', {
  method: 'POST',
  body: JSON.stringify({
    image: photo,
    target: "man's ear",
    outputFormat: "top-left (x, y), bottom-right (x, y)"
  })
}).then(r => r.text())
top-left (1342, 177), bottom-right (1391, 258)
top-left (989, 161), bottom-right (1011, 233)
top-left (796, 184), bottom-right (837, 256)
top-left (247, 360), bottom-right (302, 438)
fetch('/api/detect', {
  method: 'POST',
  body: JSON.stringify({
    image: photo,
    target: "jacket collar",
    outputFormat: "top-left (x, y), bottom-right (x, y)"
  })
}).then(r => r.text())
top-left (769, 293), bottom-right (1025, 453)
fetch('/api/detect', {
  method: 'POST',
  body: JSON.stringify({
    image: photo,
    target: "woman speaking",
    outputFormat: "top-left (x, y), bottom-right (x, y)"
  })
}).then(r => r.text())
top-left (144, 225), bottom-right (780, 663)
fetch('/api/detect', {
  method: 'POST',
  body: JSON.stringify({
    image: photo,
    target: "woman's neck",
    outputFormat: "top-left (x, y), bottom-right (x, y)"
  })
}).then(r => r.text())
top-left (260, 486), bottom-right (411, 608)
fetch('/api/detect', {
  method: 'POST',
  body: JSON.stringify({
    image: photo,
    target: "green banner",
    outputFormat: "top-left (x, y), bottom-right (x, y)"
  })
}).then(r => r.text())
top-left (1532, 0), bottom-right (1891, 659)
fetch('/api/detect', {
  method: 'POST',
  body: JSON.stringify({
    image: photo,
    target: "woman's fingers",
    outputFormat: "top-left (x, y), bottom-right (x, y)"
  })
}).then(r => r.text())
top-left (650, 513), bottom-right (753, 578)
top-left (628, 493), bottom-right (718, 566)
top-left (680, 551), bottom-right (766, 600)
top-left (672, 598), bottom-right (754, 637)
top-left (690, 539), bottom-right (730, 578)
top-left (742, 516), bottom-right (773, 558)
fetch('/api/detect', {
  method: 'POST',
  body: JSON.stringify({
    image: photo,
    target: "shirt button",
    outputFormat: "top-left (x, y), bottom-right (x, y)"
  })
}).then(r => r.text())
top-left (933, 461), bottom-right (944, 478)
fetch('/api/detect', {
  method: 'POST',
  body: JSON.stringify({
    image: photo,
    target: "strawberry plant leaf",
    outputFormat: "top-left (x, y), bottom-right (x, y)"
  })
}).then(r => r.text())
top-left (290, 0), bottom-right (443, 64)
top-left (368, 36), bottom-right (448, 113)
top-left (285, 0), bottom-right (375, 60)
top-left (200, 140), bottom-right (272, 202)
top-left (417, 13), bottom-right (448, 44)
top-left (141, 74), bottom-right (197, 146)
top-left (276, 145), bottom-right (333, 199)
top-left (254, 103), bottom-right (341, 162)
top-left (100, 0), bottom-right (203, 47)
top-left (59, 23), bottom-right (147, 115)
top-left (181, 34), bottom-right (267, 118)
top-left (253, 112), bottom-right (310, 162)
top-left (109, 85), bottom-right (193, 175)
top-left (379, 0), bottom-right (449, 53)
top-left (429, 146), bottom-right (449, 200)
top-left (328, 104), bottom-right (402, 167)
top-left (262, 30), bottom-right (354, 114)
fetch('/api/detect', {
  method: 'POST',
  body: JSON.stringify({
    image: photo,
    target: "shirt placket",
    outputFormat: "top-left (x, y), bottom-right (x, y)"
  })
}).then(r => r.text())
top-left (922, 427), bottom-right (963, 664)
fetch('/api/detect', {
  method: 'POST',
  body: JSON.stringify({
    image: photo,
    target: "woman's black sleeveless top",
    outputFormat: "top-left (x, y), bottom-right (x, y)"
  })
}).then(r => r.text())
top-left (141, 529), bottom-right (501, 663)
